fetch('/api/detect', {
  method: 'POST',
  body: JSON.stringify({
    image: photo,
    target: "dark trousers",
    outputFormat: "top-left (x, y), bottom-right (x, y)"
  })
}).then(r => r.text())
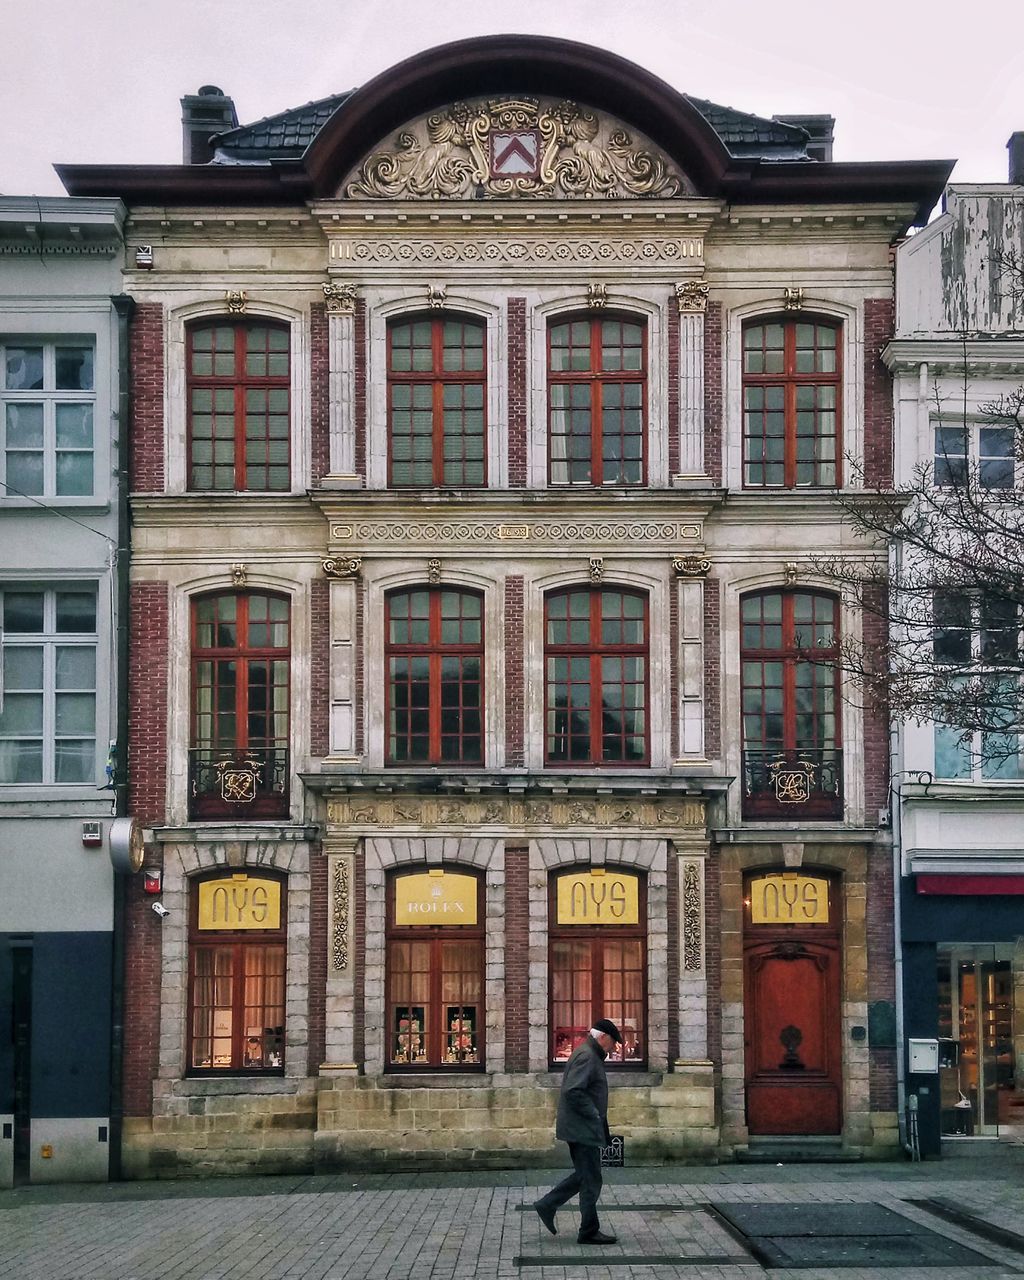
top-left (536, 1141), bottom-right (603, 1238)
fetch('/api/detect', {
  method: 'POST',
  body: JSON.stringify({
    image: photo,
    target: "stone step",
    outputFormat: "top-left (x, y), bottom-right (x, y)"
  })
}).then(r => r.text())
top-left (736, 1137), bottom-right (860, 1164)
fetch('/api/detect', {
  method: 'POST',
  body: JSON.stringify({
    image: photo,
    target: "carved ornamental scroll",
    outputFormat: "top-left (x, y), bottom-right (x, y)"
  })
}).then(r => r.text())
top-left (345, 97), bottom-right (688, 201)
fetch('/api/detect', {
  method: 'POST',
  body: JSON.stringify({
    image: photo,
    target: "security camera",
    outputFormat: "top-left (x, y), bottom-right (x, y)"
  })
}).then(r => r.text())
top-left (151, 901), bottom-right (170, 918)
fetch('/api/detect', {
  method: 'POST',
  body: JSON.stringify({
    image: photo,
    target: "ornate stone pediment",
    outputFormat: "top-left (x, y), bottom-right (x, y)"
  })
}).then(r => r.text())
top-left (343, 96), bottom-right (690, 201)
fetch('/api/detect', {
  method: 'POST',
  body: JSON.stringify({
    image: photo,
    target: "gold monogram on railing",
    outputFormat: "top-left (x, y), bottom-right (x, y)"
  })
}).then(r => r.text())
top-left (766, 756), bottom-right (817, 804)
top-left (345, 97), bottom-right (685, 201)
top-left (216, 756), bottom-right (262, 803)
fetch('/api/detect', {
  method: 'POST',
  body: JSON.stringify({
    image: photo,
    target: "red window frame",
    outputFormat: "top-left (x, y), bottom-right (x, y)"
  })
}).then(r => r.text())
top-left (385, 587), bottom-right (484, 765)
top-left (186, 872), bottom-right (287, 1076)
top-left (547, 314), bottom-right (647, 486)
top-left (190, 591), bottom-right (290, 819)
top-left (386, 313), bottom-right (487, 488)
top-left (548, 870), bottom-right (647, 1068)
top-left (544, 587), bottom-right (649, 766)
top-left (742, 317), bottom-right (841, 489)
top-left (385, 870), bottom-right (486, 1072)
top-left (186, 319), bottom-right (290, 492)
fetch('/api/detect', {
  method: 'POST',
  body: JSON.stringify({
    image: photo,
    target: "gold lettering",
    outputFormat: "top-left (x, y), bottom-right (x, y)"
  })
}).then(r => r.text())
top-left (211, 885), bottom-right (230, 924)
top-left (781, 882), bottom-right (799, 916)
top-left (250, 886), bottom-right (268, 923)
top-left (570, 880), bottom-right (588, 918)
top-left (610, 880), bottom-right (627, 918)
top-left (763, 882), bottom-right (779, 920)
top-left (232, 886), bottom-right (248, 923)
top-left (803, 882), bottom-right (820, 918)
top-left (590, 881), bottom-right (608, 911)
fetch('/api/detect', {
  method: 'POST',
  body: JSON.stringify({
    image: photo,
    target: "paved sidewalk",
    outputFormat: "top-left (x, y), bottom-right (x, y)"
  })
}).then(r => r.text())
top-left (2, 1152), bottom-right (1024, 1280)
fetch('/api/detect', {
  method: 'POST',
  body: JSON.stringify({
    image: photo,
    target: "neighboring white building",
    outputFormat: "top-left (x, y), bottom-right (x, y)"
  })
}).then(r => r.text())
top-left (886, 143), bottom-right (1024, 1152)
top-left (0, 196), bottom-right (127, 1183)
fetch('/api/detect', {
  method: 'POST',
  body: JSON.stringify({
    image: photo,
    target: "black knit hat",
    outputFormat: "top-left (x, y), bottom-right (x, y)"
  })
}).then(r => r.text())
top-left (592, 1018), bottom-right (622, 1044)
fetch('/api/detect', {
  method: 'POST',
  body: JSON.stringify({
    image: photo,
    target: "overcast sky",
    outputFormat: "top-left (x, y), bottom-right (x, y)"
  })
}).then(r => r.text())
top-left (3, 0), bottom-right (1023, 198)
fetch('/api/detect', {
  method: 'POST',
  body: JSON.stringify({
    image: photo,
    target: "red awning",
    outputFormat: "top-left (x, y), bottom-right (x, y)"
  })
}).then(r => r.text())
top-left (916, 874), bottom-right (1024, 895)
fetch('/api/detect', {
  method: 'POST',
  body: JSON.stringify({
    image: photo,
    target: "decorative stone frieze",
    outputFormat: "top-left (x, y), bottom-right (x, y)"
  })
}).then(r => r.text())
top-left (327, 234), bottom-right (703, 269)
top-left (328, 519), bottom-right (702, 544)
top-left (326, 793), bottom-right (706, 832)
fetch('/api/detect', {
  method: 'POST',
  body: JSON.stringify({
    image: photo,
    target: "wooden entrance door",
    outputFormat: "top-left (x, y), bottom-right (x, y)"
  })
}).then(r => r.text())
top-left (744, 876), bottom-right (842, 1135)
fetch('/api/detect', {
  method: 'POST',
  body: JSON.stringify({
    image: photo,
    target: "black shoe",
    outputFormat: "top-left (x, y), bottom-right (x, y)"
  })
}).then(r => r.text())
top-left (578, 1230), bottom-right (617, 1245)
top-left (534, 1202), bottom-right (557, 1235)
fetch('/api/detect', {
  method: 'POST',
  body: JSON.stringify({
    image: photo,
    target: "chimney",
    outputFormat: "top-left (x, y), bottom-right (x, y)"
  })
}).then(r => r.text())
top-left (181, 86), bottom-right (238, 165)
top-left (1008, 132), bottom-right (1024, 185)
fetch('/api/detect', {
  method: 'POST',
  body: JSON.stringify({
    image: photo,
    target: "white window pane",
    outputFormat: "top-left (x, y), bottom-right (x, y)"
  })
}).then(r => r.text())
top-left (6, 452), bottom-right (44, 495)
top-left (56, 452), bottom-right (94, 496)
top-left (2, 647), bottom-right (43, 690)
top-left (55, 739), bottom-right (95, 783)
top-left (56, 692), bottom-right (96, 734)
top-left (55, 404), bottom-right (93, 449)
top-left (55, 347), bottom-right (94, 391)
top-left (0, 692), bottom-right (43, 733)
top-left (4, 348), bottom-right (43, 390)
top-left (0, 741), bottom-right (43, 783)
top-left (934, 725), bottom-right (970, 779)
top-left (6, 402), bottom-right (44, 447)
top-left (55, 646), bottom-right (96, 689)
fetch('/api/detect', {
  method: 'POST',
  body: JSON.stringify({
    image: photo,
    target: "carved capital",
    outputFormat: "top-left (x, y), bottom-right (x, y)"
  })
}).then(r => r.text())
top-left (323, 556), bottom-right (362, 579)
top-left (672, 554), bottom-right (712, 577)
top-left (426, 284), bottom-right (447, 310)
top-left (675, 281), bottom-right (710, 313)
top-left (224, 290), bottom-right (247, 314)
top-left (783, 287), bottom-right (804, 312)
top-left (323, 281), bottom-right (357, 314)
top-left (587, 283), bottom-right (608, 310)
top-left (588, 555), bottom-right (604, 583)
top-left (230, 562), bottom-right (248, 588)
top-left (427, 558), bottom-right (443, 584)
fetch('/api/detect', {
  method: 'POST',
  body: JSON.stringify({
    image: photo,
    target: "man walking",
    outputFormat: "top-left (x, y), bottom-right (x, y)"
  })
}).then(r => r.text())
top-left (534, 1019), bottom-right (621, 1245)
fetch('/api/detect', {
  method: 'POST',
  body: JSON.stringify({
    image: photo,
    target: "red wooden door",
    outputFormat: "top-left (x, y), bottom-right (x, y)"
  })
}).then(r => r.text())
top-left (744, 939), bottom-right (842, 1134)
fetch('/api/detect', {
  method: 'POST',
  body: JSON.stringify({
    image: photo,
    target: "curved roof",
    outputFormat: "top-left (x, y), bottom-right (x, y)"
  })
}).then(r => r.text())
top-left (56, 34), bottom-right (954, 224)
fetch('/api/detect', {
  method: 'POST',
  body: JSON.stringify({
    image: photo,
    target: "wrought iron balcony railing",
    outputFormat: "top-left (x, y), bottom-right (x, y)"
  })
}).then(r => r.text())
top-left (742, 747), bottom-right (844, 821)
top-left (189, 747), bottom-right (290, 820)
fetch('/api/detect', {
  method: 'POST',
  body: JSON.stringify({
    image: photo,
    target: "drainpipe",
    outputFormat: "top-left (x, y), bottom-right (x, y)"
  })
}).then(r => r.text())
top-left (889, 536), bottom-right (911, 1156)
top-left (108, 294), bottom-right (135, 1180)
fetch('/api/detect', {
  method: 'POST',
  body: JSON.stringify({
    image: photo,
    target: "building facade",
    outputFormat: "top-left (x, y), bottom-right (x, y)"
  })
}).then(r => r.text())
top-left (0, 196), bottom-right (128, 1184)
top-left (60, 37), bottom-right (951, 1176)
top-left (888, 150), bottom-right (1024, 1154)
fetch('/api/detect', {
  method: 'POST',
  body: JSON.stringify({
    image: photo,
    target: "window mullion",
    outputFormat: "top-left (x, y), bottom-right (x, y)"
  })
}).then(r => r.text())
top-left (433, 376), bottom-right (445, 487)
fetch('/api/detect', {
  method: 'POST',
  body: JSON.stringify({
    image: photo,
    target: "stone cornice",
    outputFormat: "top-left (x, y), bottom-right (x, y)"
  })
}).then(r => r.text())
top-left (130, 494), bottom-right (324, 530)
top-left (884, 337), bottom-right (1024, 374)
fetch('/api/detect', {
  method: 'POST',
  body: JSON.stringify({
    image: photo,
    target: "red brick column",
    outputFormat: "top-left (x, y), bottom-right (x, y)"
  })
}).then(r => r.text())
top-left (308, 846), bottom-right (328, 1075)
top-left (354, 298), bottom-right (367, 484)
top-left (667, 305), bottom-right (680, 476)
top-left (129, 304), bottom-right (164, 492)
top-left (310, 302), bottom-right (330, 485)
top-left (507, 298), bottom-right (527, 487)
top-left (504, 576), bottom-right (525, 767)
top-left (703, 577), bottom-right (721, 760)
top-left (703, 302), bottom-right (723, 484)
top-left (503, 846), bottom-right (530, 1072)
top-left (123, 581), bottom-right (169, 1115)
top-left (863, 299), bottom-right (895, 487)
top-left (309, 577), bottom-right (330, 759)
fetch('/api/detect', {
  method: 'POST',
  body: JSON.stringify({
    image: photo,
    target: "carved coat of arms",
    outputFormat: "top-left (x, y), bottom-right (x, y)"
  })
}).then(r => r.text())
top-left (344, 97), bottom-right (685, 200)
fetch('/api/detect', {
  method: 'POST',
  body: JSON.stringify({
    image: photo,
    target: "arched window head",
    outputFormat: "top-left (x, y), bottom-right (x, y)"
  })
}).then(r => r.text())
top-left (742, 317), bottom-right (841, 489)
top-left (387, 314), bottom-right (486, 487)
top-left (187, 319), bottom-right (290, 492)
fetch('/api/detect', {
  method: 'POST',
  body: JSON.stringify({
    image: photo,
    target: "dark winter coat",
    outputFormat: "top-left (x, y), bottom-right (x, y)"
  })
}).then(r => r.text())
top-left (555, 1034), bottom-right (611, 1147)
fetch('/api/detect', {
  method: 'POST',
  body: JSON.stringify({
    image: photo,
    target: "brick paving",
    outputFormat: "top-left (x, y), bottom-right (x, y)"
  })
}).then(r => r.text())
top-left (2, 1154), bottom-right (1024, 1280)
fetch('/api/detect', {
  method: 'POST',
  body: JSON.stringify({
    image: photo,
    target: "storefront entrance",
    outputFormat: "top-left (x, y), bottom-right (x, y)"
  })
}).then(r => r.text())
top-left (938, 944), bottom-right (1017, 1137)
top-left (744, 871), bottom-right (842, 1135)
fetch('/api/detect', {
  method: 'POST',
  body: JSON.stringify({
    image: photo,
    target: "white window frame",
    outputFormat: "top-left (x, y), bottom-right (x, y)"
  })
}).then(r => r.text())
top-left (0, 584), bottom-right (100, 787)
top-left (1, 337), bottom-right (100, 504)
top-left (932, 414), bottom-right (1022, 491)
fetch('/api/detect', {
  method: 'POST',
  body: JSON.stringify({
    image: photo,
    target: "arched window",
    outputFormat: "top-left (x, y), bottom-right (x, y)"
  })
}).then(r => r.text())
top-left (190, 591), bottom-right (290, 819)
top-left (387, 314), bottom-right (486, 487)
top-left (386, 868), bottom-right (485, 1070)
top-left (549, 867), bottom-right (646, 1067)
top-left (545, 587), bottom-right (648, 765)
top-left (548, 314), bottom-right (646, 486)
top-left (385, 588), bottom-right (483, 764)
top-left (742, 317), bottom-right (841, 488)
top-left (740, 589), bottom-right (842, 818)
top-left (187, 319), bottom-right (290, 492)
top-left (187, 871), bottom-right (287, 1074)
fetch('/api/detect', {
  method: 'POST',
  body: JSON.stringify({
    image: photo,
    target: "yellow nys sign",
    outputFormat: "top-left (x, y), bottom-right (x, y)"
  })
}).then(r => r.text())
top-left (749, 873), bottom-right (829, 925)
top-left (394, 871), bottom-right (478, 925)
top-left (198, 874), bottom-right (281, 931)
top-left (557, 870), bottom-right (639, 925)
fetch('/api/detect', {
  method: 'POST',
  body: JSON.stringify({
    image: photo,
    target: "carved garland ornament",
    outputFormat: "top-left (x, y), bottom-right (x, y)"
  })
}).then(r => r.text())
top-left (331, 856), bottom-right (351, 973)
top-left (682, 860), bottom-right (703, 972)
top-left (346, 97), bottom-right (684, 201)
top-left (323, 282), bottom-right (357, 314)
top-left (327, 794), bottom-right (706, 830)
top-left (323, 556), bottom-right (362, 579)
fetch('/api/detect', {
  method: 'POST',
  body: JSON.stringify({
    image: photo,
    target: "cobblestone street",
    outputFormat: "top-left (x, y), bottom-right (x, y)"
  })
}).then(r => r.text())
top-left (3, 1153), bottom-right (1024, 1280)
